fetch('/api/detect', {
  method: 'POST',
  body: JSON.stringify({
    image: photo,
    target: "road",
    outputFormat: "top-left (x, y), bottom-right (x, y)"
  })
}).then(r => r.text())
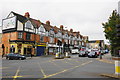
top-left (1, 54), bottom-right (116, 80)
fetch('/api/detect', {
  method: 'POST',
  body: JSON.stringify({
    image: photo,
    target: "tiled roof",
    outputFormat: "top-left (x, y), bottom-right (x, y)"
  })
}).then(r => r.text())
top-left (12, 11), bottom-right (27, 23)
top-left (12, 11), bottom-right (42, 28)
top-left (42, 23), bottom-right (52, 31)
top-left (10, 11), bottom-right (85, 39)
top-left (53, 26), bottom-right (59, 34)
top-left (29, 19), bottom-right (41, 28)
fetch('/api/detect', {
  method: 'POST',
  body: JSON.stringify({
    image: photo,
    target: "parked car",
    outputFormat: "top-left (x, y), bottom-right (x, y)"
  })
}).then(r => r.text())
top-left (88, 51), bottom-right (98, 58)
top-left (78, 51), bottom-right (88, 57)
top-left (71, 47), bottom-right (79, 54)
top-left (6, 53), bottom-right (26, 60)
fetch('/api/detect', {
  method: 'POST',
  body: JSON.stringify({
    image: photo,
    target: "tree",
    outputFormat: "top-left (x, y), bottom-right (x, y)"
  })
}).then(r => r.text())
top-left (102, 10), bottom-right (120, 56)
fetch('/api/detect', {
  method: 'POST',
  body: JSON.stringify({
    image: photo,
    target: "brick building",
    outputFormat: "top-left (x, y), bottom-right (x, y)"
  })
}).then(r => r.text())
top-left (1, 11), bottom-right (88, 56)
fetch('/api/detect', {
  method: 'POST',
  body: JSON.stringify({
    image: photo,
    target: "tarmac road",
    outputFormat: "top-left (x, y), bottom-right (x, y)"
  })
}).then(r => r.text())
top-left (1, 54), bottom-right (116, 80)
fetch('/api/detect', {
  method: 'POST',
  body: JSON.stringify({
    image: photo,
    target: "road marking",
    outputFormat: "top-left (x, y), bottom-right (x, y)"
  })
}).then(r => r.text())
top-left (60, 59), bottom-right (75, 65)
top-left (96, 59), bottom-right (114, 64)
top-left (1, 75), bottom-right (34, 78)
top-left (43, 60), bottom-right (93, 78)
top-left (49, 61), bottom-right (64, 70)
top-left (0, 67), bottom-right (9, 69)
top-left (81, 61), bottom-right (93, 65)
top-left (37, 62), bottom-right (47, 78)
top-left (13, 66), bottom-right (22, 80)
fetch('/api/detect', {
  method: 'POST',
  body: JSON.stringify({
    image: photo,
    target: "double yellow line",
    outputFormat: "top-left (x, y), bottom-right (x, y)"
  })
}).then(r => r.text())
top-left (38, 60), bottom-right (93, 79)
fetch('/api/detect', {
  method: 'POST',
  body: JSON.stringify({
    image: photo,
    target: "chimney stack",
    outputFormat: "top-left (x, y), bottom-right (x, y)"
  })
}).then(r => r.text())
top-left (24, 12), bottom-right (30, 18)
top-left (60, 25), bottom-right (64, 30)
top-left (46, 21), bottom-right (50, 25)
top-left (70, 29), bottom-right (73, 32)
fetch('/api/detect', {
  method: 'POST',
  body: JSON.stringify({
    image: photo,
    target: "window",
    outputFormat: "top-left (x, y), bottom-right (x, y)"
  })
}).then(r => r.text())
top-left (50, 37), bottom-right (54, 43)
top-left (26, 33), bottom-right (31, 40)
top-left (18, 32), bottom-right (23, 39)
top-left (25, 21), bottom-right (32, 29)
top-left (40, 35), bottom-right (44, 42)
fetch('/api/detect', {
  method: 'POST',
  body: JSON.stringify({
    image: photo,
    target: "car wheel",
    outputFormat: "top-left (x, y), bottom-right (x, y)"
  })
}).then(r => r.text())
top-left (6, 57), bottom-right (8, 60)
top-left (9, 58), bottom-right (11, 60)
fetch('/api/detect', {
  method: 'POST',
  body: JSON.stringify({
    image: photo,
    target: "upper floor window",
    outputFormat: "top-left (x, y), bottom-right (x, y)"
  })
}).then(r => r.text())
top-left (50, 37), bottom-right (54, 43)
top-left (25, 21), bottom-right (32, 29)
top-left (18, 32), bottom-right (23, 39)
top-left (38, 25), bottom-right (45, 34)
top-left (40, 35), bottom-right (44, 42)
top-left (26, 33), bottom-right (31, 40)
top-left (49, 29), bottom-right (54, 37)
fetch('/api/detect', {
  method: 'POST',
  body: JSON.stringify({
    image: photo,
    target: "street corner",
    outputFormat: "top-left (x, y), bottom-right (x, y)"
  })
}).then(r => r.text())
top-left (100, 73), bottom-right (120, 79)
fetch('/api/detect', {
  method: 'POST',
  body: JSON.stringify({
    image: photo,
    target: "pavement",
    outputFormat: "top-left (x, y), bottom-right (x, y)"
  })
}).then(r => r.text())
top-left (96, 53), bottom-right (120, 79)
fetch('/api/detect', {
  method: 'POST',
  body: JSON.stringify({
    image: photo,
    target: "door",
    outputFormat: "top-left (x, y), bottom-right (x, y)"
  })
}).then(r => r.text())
top-left (36, 46), bottom-right (45, 56)
top-left (24, 48), bottom-right (27, 55)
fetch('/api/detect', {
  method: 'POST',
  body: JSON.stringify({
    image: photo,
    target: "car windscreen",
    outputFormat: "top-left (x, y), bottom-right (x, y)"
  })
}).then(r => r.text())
top-left (89, 52), bottom-right (95, 55)
top-left (80, 51), bottom-right (85, 53)
top-left (7, 53), bottom-right (15, 56)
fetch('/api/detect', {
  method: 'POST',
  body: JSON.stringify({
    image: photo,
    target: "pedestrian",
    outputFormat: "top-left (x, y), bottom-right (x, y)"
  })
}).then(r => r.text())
top-left (2, 53), bottom-right (4, 58)
top-left (99, 52), bottom-right (102, 59)
top-left (30, 54), bottom-right (33, 58)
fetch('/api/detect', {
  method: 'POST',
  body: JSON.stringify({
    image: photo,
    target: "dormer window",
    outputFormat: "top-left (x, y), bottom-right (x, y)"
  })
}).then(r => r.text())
top-left (25, 21), bottom-right (32, 29)
top-left (49, 28), bottom-right (54, 37)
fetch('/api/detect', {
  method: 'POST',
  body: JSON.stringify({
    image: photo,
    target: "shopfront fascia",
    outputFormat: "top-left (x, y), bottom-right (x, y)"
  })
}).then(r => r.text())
top-left (48, 43), bottom-right (62, 55)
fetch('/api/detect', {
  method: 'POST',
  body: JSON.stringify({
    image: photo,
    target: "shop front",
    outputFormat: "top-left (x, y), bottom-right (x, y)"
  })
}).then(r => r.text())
top-left (10, 40), bottom-right (35, 55)
top-left (36, 42), bottom-right (46, 56)
top-left (48, 44), bottom-right (61, 55)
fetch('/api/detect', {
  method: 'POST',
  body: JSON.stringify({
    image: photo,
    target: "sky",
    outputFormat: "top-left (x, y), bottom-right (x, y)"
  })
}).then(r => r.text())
top-left (0, 0), bottom-right (120, 44)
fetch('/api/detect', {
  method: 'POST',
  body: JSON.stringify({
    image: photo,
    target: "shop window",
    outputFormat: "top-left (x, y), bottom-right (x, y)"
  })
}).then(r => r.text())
top-left (10, 47), bottom-right (15, 53)
top-left (26, 33), bottom-right (31, 40)
top-left (18, 32), bottom-right (23, 39)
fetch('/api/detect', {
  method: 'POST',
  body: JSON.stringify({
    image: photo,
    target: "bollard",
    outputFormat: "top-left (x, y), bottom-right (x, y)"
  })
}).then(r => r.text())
top-left (115, 61), bottom-right (120, 75)
top-left (56, 52), bottom-right (59, 58)
top-left (99, 53), bottom-right (102, 59)
top-left (66, 52), bottom-right (68, 57)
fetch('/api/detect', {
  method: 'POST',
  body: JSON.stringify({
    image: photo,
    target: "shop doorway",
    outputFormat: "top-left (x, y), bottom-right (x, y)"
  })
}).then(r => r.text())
top-left (24, 48), bottom-right (32, 56)
top-left (36, 46), bottom-right (45, 56)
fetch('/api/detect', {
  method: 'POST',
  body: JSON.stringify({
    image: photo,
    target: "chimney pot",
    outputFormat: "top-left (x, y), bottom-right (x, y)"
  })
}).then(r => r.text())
top-left (24, 12), bottom-right (30, 18)
top-left (46, 21), bottom-right (50, 25)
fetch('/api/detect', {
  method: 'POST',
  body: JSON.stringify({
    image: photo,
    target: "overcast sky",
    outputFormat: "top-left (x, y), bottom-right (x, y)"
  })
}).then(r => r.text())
top-left (0, 0), bottom-right (119, 44)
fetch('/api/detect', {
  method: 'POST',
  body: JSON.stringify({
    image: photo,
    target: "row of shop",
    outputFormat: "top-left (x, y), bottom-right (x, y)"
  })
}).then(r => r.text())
top-left (2, 40), bottom-right (73, 56)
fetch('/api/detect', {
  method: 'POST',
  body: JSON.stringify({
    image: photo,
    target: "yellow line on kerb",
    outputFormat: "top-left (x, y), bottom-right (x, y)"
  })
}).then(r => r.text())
top-left (37, 62), bottom-right (47, 78)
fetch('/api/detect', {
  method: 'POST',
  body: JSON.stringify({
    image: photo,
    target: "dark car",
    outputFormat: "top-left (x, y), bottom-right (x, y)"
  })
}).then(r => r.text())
top-left (88, 51), bottom-right (98, 58)
top-left (78, 51), bottom-right (88, 57)
top-left (6, 53), bottom-right (26, 60)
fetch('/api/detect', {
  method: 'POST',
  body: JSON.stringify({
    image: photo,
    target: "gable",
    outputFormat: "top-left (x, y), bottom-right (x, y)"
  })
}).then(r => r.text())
top-left (38, 25), bottom-right (46, 35)
top-left (24, 20), bottom-right (35, 33)
top-left (7, 12), bottom-right (15, 18)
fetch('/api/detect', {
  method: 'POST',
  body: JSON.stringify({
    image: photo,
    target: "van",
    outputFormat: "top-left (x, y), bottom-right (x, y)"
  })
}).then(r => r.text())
top-left (71, 47), bottom-right (79, 54)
